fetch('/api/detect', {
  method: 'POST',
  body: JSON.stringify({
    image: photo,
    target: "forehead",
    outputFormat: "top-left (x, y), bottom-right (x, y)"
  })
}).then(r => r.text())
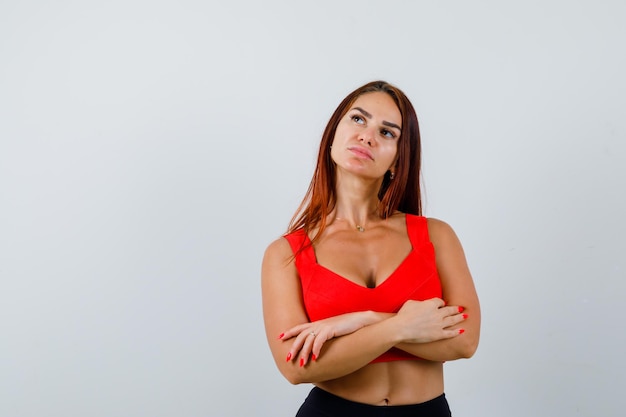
top-left (350, 92), bottom-right (402, 126)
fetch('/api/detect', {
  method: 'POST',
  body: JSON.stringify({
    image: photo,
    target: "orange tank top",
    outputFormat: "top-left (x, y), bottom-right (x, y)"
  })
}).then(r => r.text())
top-left (283, 214), bottom-right (442, 363)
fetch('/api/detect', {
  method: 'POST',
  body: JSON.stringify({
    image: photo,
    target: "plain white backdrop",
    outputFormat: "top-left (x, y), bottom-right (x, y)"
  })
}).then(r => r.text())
top-left (1, 1), bottom-right (625, 416)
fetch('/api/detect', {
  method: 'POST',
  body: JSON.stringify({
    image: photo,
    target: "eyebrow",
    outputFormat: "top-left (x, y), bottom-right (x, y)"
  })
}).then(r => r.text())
top-left (352, 107), bottom-right (402, 131)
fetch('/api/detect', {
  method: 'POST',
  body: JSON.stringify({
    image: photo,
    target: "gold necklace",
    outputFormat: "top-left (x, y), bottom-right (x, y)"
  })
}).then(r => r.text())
top-left (334, 217), bottom-right (372, 232)
top-left (334, 207), bottom-right (379, 232)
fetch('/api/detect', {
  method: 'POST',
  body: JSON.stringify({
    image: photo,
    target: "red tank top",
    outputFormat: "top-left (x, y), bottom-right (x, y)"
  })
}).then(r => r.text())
top-left (284, 214), bottom-right (442, 363)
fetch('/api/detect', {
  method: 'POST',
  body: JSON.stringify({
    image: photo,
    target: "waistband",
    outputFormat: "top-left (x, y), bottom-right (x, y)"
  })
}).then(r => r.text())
top-left (300, 386), bottom-right (451, 417)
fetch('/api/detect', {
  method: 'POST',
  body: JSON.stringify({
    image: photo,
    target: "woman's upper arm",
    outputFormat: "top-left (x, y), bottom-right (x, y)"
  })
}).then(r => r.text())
top-left (261, 237), bottom-right (310, 381)
top-left (428, 217), bottom-right (481, 357)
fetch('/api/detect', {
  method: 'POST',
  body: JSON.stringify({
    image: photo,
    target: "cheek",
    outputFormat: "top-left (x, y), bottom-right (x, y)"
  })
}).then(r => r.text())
top-left (330, 126), bottom-right (349, 152)
top-left (329, 135), bottom-right (339, 162)
top-left (385, 143), bottom-right (399, 163)
top-left (334, 120), bottom-right (358, 140)
top-left (330, 139), bottom-right (341, 164)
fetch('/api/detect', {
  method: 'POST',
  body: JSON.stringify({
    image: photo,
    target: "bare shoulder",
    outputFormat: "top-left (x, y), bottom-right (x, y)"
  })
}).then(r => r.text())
top-left (264, 236), bottom-right (293, 258)
top-left (425, 217), bottom-right (460, 246)
top-left (262, 236), bottom-right (295, 270)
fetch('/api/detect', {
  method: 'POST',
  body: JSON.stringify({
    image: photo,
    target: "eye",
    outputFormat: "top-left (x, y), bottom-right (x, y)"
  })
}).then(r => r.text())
top-left (381, 128), bottom-right (397, 139)
top-left (351, 114), bottom-right (365, 124)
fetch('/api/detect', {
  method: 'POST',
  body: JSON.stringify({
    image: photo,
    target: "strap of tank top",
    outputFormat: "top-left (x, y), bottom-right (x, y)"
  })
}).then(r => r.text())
top-left (406, 214), bottom-right (431, 247)
top-left (283, 229), bottom-right (316, 270)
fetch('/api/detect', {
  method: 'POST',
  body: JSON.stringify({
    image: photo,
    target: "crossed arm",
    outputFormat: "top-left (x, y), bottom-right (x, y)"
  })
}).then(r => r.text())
top-left (261, 218), bottom-right (480, 385)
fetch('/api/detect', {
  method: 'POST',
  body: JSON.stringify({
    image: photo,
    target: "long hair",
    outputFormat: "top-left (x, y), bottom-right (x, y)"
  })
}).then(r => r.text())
top-left (288, 80), bottom-right (422, 243)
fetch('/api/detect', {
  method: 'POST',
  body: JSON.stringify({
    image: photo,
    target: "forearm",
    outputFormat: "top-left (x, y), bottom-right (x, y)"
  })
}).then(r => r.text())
top-left (280, 314), bottom-right (402, 384)
top-left (370, 312), bottom-right (479, 362)
top-left (281, 304), bottom-right (476, 383)
top-left (395, 334), bottom-right (478, 361)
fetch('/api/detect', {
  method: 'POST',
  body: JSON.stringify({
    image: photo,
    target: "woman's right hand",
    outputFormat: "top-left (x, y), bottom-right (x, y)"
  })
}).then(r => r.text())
top-left (393, 298), bottom-right (467, 344)
top-left (280, 311), bottom-right (384, 365)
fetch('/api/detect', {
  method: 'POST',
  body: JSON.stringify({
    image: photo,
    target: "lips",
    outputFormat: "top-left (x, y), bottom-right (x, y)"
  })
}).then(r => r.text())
top-left (348, 146), bottom-right (373, 160)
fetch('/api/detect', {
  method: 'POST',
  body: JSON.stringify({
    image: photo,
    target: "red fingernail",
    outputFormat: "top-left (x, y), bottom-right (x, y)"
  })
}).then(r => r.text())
top-left (462, 314), bottom-right (468, 319)
top-left (312, 354), bottom-right (317, 361)
top-left (458, 329), bottom-right (465, 334)
top-left (299, 358), bottom-right (304, 367)
top-left (286, 352), bottom-right (292, 362)
top-left (458, 306), bottom-right (465, 313)
top-left (278, 333), bottom-right (284, 339)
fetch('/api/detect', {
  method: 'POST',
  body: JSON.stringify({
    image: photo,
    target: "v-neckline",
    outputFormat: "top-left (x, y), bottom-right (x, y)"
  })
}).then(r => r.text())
top-left (305, 214), bottom-right (414, 290)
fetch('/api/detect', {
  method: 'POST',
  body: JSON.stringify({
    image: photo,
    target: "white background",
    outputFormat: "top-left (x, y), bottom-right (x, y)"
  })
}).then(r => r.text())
top-left (1, 1), bottom-right (625, 416)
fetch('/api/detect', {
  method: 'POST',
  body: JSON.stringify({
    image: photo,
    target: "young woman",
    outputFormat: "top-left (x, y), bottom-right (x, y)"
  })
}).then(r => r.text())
top-left (262, 80), bottom-right (480, 416)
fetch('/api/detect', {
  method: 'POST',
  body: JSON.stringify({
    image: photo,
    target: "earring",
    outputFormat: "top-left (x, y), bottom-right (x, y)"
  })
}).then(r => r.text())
top-left (390, 171), bottom-right (395, 180)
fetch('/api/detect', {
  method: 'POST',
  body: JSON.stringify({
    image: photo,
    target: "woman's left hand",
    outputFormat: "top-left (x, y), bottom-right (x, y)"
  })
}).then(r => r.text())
top-left (280, 311), bottom-right (384, 365)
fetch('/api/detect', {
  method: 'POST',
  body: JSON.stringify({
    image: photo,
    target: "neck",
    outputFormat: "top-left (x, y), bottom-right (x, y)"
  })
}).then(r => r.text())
top-left (332, 172), bottom-right (382, 230)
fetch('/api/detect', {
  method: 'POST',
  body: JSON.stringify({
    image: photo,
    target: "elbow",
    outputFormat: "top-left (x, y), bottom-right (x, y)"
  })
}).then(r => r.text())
top-left (457, 336), bottom-right (479, 359)
top-left (280, 366), bottom-right (312, 385)
top-left (284, 373), bottom-right (305, 385)
top-left (271, 351), bottom-right (317, 385)
top-left (287, 377), bottom-right (306, 385)
top-left (458, 346), bottom-right (477, 359)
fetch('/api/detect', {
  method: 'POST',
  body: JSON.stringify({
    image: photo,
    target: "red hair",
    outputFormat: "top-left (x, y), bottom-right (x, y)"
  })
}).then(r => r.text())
top-left (288, 80), bottom-right (422, 243)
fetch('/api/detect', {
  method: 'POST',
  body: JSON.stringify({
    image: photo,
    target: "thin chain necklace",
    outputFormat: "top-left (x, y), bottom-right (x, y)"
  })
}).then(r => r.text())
top-left (335, 218), bottom-right (367, 232)
top-left (334, 211), bottom-right (378, 232)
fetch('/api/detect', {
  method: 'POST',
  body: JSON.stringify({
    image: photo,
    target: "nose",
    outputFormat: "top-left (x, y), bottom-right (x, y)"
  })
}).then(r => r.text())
top-left (358, 126), bottom-right (375, 146)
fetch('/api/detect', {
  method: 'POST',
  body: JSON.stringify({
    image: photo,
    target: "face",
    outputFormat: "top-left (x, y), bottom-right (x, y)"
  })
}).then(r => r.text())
top-left (330, 92), bottom-right (402, 180)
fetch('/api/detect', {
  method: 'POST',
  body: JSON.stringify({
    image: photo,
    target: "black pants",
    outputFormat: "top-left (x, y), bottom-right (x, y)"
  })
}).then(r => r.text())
top-left (295, 387), bottom-right (452, 417)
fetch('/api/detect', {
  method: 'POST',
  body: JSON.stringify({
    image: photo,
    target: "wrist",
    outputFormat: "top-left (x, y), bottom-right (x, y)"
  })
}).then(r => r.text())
top-left (384, 314), bottom-right (408, 344)
top-left (362, 311), bottom-right (392, 326)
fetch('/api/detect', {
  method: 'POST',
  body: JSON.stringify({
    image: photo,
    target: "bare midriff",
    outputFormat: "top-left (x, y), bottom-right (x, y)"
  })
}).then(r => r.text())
top-left (315, 360), bottom-right (444, 406)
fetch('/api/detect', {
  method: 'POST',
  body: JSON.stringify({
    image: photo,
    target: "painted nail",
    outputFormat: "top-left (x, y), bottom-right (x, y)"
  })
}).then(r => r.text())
top-left (458, 306), bottom-right (465, 313)
top-left (286, 352), bottom-right (292, 362)
top-left (278, 333), bottom-right (285, 339)
top-left (299, 358), bottom-right (304, 367)
top-left (458, 329), bottom-right (465, 334)
top-left (312, 354), bottom-right (317, 361)
top-left (462, 314), bottom-right (468, 319)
